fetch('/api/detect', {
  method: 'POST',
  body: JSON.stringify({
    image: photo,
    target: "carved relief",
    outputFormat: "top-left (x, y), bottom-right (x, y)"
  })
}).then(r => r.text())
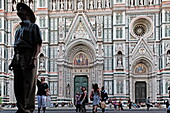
top-left (74, 22), bottom-right (87, 39)
top-left (139, 47), bottom-right (146, 54)
top-left (116, 43), bottom-right (123, 52)
top-left (59, 18), bottom-right (65, 39)
top-left (97, 17), bottom-right (103, 38)
top-left (67, 45), bottom-right (94, 63)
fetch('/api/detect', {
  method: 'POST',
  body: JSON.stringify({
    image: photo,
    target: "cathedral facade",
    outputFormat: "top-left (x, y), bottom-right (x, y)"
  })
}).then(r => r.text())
top-left (0, 0), bottom-right (170, 104)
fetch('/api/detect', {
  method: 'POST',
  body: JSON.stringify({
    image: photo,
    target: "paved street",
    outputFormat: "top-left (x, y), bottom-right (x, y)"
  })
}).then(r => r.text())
top-left (0, 108), bottom-right (166, 113)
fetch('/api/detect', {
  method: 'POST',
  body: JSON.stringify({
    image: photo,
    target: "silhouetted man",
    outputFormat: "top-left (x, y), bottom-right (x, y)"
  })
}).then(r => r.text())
top-left (9, 2), bottom-right (42, 113)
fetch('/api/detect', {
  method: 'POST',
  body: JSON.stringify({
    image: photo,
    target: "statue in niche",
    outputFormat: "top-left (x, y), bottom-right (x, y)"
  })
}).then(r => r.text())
top-left (166, 44), bottom-right (170, 49)
top-left (98, 24), bottom-right (102, 37)
top-left (167, 56), bottom-right (170, 66)
top-left (106, 0), bottom-right (110, 8)
top-left (98, 0), bottom-right (102, 8)
top-left (66, 84), bottom-right (70, 97)
top-left (59, 18), bottom-right (64, 39)
top-left (39, 56), bottom-right (45, 69)
top-left (117, 58), bottom-right (122, 67)
top-left (78, 0), bottom-right (83, 9)
top-left (149, 0), bottom-right (153, 5)
top-left (167, 51), bottom-right (170, 66)
top-left (140, 0), bottom-right (143, 5)
top-left (90, 0), bottom-right (93, 9)
top-left (60, 0), bottom-right (64, 9)
top-left (12, 0), bottom-right (17, 11)
top-left (52, 0), bottom-right (56, 10)
top-left (68, 0), bottom-right (72, 10)
top-left (131, 0), bottom-right (134, 6)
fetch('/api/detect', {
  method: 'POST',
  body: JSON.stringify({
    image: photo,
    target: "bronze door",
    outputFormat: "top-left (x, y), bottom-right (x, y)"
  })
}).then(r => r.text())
top-left (74, 76), bottom-right (88, 94)
top-left (135, 82), bottom-right (146, 103)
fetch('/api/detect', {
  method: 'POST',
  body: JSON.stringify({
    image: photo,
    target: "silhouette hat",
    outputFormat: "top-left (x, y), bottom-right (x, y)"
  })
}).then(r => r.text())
top-left (16, 3), bottom-right (35, 23)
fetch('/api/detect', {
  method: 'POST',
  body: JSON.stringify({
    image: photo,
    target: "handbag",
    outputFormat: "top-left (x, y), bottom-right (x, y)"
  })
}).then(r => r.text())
top-left (100, 101), bottom-right (106, 108)
top-left (90, 91), bottom-right (94, 101)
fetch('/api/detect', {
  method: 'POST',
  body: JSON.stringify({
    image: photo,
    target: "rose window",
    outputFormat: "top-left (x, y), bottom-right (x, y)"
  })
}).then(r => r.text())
top-left (134, 24), bottom-right (146, 36)
top-left (130, 16), bottom-right (153, 38)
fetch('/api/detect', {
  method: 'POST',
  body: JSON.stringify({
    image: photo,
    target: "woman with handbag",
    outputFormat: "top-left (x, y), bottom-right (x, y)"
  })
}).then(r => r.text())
top-left (90, 83), bottom-right (100, 113)
top-left (79, 86), bottom-right (88, 112)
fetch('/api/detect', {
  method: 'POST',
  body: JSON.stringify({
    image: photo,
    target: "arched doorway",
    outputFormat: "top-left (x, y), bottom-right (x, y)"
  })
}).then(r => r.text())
top-left (135, 81), bottom-right (146, 103)
top-left (132, 58), bottom-right (153, 103)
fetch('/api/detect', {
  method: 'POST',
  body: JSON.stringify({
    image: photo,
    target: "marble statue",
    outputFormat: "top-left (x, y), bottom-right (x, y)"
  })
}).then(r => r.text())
top-left (106, 0), bottom-right (110, 8)
top-left (68, 0), bottom-right (72, 10)
top-left (78, 0), bottom-right (83, 9)
top-left (98, 0), bottom-right (102, 8)
top-left (52, 0), bottom-right (56, 10)
top-left (90, 0), bottom-right (93, 9)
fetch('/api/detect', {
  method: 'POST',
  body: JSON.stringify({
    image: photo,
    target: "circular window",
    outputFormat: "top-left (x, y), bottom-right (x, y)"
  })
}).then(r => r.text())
top-left (134, 24), bottom-right (146, 36)
top-left (130, 16), bottom-right (153, 38)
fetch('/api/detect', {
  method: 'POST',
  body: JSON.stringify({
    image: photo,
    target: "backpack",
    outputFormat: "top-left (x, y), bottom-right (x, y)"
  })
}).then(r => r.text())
top-left (101, 90), bottom-right (108, 101)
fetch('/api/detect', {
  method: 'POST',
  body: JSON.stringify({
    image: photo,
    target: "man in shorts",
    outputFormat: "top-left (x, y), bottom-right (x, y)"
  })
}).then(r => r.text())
top-left (37, 77), bottom-right (49, 113)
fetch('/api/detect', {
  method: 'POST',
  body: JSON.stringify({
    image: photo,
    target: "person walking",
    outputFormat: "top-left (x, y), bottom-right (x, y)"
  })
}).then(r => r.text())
top-left (113, 98), bottom-right (117, 110)
top-left (91, 83), bottom-right (100, 113)
top-left (128, 99), bottom-right (132, 110)
top-left (79, 86), bottom-right (88, 112)
top-left (8, 2), bottom-right (42, 113)
top-left (146, 97), bottom-right (152, 111)
top-left (37, 77), bottom-right (49, 113)
top-left (75, 92), bottom-right (81, 112)
top-left (118, 98), bottom-right (123, 111)
top-left (100, 86), bottom-right (108, 113)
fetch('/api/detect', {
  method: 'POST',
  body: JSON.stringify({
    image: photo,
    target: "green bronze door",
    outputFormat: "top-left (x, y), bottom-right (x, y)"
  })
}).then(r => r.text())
top-left (135, 82), bottom-right (146, 103)
top-left (74, 76), bottom-right (88, 94)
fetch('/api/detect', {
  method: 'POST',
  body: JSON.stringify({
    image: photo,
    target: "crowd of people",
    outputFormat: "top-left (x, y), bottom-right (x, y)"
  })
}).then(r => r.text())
top-left (6, 2), bottom-right (166, 113)
top-left (75, 83), bottom-right (108, 113)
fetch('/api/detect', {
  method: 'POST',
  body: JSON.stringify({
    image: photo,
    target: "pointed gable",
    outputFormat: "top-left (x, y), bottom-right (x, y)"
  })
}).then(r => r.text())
top-left (131, 37), bottom-right (154, 61)
top-left (64, 13), bottom-right (97, 46)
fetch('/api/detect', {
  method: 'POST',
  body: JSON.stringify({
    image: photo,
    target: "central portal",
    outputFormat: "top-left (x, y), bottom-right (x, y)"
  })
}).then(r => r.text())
top-left (135, 82), bottom-right (146, 103)
top-left (74, 76), bottom-right (88, 94)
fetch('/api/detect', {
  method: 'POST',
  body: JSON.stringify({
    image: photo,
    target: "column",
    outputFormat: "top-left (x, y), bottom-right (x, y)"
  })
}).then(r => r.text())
top-left (123, 79), bottom-right (126, 94)
top-left (129, 75), bottom-right (133, 101)
top-left (1, 81), bottom-right (4, 97)
top-left (114, 79), bottom-right (117, 94)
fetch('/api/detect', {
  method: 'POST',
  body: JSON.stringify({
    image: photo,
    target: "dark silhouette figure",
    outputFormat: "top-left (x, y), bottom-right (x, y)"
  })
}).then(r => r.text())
top-left (9, 3), bottom-right (42, 113)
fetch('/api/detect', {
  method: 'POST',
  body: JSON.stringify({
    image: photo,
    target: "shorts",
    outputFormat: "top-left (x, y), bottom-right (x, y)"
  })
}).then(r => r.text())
top-left (37, 95), bottom-right (47, 108)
